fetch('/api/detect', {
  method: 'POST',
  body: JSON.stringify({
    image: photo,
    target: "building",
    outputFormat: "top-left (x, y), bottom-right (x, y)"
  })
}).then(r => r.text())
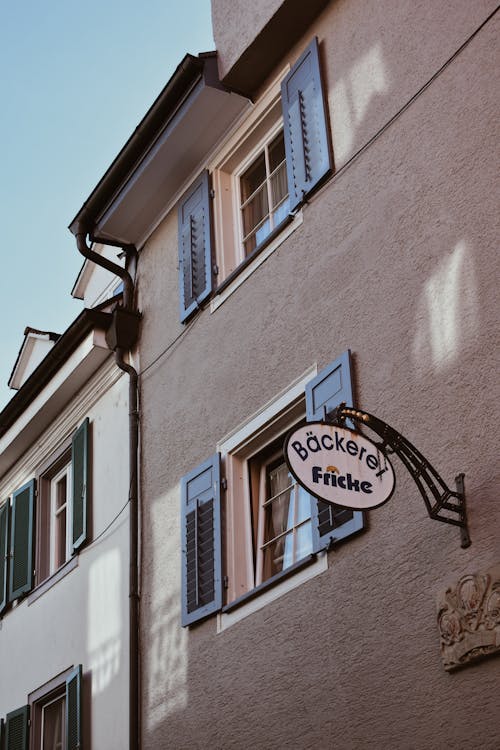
top-left (0, 254), bottom-right (134, 750)
top-left (21, 0), bottom-right (500, 748)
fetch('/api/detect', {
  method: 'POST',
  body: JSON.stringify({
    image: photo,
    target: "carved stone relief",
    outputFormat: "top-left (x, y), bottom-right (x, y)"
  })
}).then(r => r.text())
top-left (437, 563), bottom-right (500, 671)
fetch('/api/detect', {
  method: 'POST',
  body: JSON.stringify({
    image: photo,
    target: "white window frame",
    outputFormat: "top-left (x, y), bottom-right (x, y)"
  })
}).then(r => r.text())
top-left (48, 462), bottom-right (72, 576)
top-left (217, 365), bottom-right (328, 631)
top-left (235, 121), bottom-right (289, 261)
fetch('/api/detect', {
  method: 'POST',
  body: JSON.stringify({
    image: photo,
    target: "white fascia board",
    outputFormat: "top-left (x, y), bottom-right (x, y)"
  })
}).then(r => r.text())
top-left (94, 86), bottom-right (251, 247)
top-left (0, 332), bottom-right (112, 476)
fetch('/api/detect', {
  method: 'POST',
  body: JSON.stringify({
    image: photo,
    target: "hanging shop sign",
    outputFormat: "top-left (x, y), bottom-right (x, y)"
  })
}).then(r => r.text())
top-left (284, 422), bottom-right (395, 510)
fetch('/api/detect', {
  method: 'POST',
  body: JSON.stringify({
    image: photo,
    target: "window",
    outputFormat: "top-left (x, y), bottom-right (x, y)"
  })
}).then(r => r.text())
top-left (38, 692), bottom-right (65, 750)
top-left (37, 450), bottom-right (73, 584)
top-left (180, 351), bottom-right (365, 627)
top-left (1, 665), bottom-right (83, 750)
top-left (177, 37), bottom-right (332, 320)
top-left (251, 446), bottom-right (312, 585)
top-left (0, 419), bottom-right (90, 616)
top-left (247, 430), bottom-right (315, 592)
top-left (239, 129), bottom-right (289, 257)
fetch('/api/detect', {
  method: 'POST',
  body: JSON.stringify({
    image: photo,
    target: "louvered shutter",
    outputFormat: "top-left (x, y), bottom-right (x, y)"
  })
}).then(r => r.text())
top-left (72, 419), bottom-right (89, 553)
top-left (306, 350), bottom-right (364, 551)
top-left (66, 665), bottom-right (82, 750)
top-left (181, 454), bottom-right (222, 626)
top-left (282, 37), bottom-right (332, 211)
top-left (9, 481), bottom-right (35, 600)
top-left (5, 706), bottom-right (29, 750)
top-left (178, 170), bottom-right (213, 323)
top-left (0, 502), bottom-right (9, 615)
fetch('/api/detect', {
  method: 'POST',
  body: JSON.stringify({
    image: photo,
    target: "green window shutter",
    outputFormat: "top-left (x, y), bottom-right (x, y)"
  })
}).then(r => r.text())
top-left (305, 350), bottom-right (365, 551)
top-left (9, 481), bottom-right (35, 601)
top-left (72, 419), bottom-right (90, 553)
top-left (181, 454), bottom-right (222, 626)
top-left (282, 37), bottom-right (333, 211)
top-left (5, 706), bottom-right (29, 750)
top-left (0, 502), bottom-right (10, 615)
top-left (178, 170), bottom-right (214, 323)
top-left (65, 665), bottom-right (82, 750)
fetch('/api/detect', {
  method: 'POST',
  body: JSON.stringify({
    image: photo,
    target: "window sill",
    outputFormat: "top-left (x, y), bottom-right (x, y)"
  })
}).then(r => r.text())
top-left (210, 209), bottom-right (303, 313)
top-left (217, 551), bottom-right (327, 632)
top-left (28, 555), bottom-right (78, 605)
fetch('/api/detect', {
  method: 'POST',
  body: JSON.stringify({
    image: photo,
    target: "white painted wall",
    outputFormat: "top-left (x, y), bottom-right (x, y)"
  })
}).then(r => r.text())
top-left (0, 365), bottom-right (130, 750)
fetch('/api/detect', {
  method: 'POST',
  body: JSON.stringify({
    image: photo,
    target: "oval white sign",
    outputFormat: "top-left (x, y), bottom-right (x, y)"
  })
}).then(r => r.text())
top-left (284, 422), bottom-right (395, 510)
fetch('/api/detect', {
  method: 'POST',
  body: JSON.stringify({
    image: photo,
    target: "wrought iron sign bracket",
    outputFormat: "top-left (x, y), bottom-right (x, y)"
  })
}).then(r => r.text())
top-left (323, 404), bottom-right (471, 548)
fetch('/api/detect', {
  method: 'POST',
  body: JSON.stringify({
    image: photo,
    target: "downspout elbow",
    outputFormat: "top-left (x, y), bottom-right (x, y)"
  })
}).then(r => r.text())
top-left (75, 226), bottom-right (135, 310)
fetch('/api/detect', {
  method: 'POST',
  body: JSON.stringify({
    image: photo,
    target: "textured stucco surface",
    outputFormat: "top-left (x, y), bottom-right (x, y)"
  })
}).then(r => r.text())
top-left (138, 3), bottom-right (499, 748)
top-left (212, 0), bottom-right (284, 81)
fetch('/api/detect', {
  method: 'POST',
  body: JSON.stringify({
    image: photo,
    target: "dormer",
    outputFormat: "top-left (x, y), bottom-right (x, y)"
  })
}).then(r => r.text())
top-left (71, 243), bottom-right (125, 308)
top-left (8, 328), bottom-right (60, 391)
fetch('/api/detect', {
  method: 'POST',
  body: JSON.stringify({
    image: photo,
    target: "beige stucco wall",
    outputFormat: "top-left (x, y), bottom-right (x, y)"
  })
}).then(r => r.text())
top-left (0, 366), bottom-right (130, 750)
top-left (212, 0), bottom-right (284, 79)
top-left (138, 2), bottom-right (499, 748)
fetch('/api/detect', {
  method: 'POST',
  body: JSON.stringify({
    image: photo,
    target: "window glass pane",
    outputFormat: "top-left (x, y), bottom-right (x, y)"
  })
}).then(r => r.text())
top-left (268, 132), bottom-right (285, 173)
top-left (262, 531), bottom-right (293, 579)
top-left (263, 491), bottom-right (291, 543)
top-left (296, 520), bottom-right (312, 561)
top-left (241, 184), bottom-right (269, 238)
top-left (55, 507), bottom-right (67, 569)
top-left (272, 197), bottom-right (290, 228)
top-left (268, 462), bottom-right (291, 499)
top-left (42, 695), bottom-right (65, 750)
top-left (296, 485), bottom-right (311, 524)
top-left (270, 161), bottom-right (288, 210)
top-left (240, 153), bottom-right (266, 202)
top-left (55, 476), bottom-right (66, 510)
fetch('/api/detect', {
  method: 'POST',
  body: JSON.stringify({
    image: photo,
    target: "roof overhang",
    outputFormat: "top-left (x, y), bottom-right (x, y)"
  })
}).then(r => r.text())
top-left (219, 0), bottom-right (330, 95)
top-left (0, 308), bottom-right (113, 475)
top-left (8, 328), bottom-right (60, 391)
top-left (69, 52), bottom-right (250, 248)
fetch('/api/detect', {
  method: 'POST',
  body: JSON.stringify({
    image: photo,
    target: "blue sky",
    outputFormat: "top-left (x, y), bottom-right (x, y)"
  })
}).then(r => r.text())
top-left (0, 0), bottom-right (214, 409)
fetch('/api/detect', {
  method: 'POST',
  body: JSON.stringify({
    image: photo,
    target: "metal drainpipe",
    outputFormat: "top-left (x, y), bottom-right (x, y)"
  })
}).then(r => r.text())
top-left (75, 227), bottom-right (140, 750)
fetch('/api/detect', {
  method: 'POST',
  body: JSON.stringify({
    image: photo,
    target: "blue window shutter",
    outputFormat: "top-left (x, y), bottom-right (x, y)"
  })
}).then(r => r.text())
top-left (181, 453), bottom-right (222, 626)
top-left (9, 481), bottom-right (35, 601)
top-left (66, 665), bottom-right (82, 750)
top-left (0, 501), bottom-right (9, 615)
top-left (72, 419), bottom-right (89, 553)
top-left (178, 170), bottom-right (213, 323)
top-left (282, 37), bottom-right (332, 212)
top-left (305, 351), bottom-right (364, 551)
top-left (5, 705), bottom-right (29, 750)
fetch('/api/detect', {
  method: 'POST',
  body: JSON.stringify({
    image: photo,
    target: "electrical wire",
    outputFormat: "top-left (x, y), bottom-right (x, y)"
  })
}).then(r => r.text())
top-left (80, 496), bottom-right (130, 553)
top-left (314, 5), bottom-right (499, 195)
